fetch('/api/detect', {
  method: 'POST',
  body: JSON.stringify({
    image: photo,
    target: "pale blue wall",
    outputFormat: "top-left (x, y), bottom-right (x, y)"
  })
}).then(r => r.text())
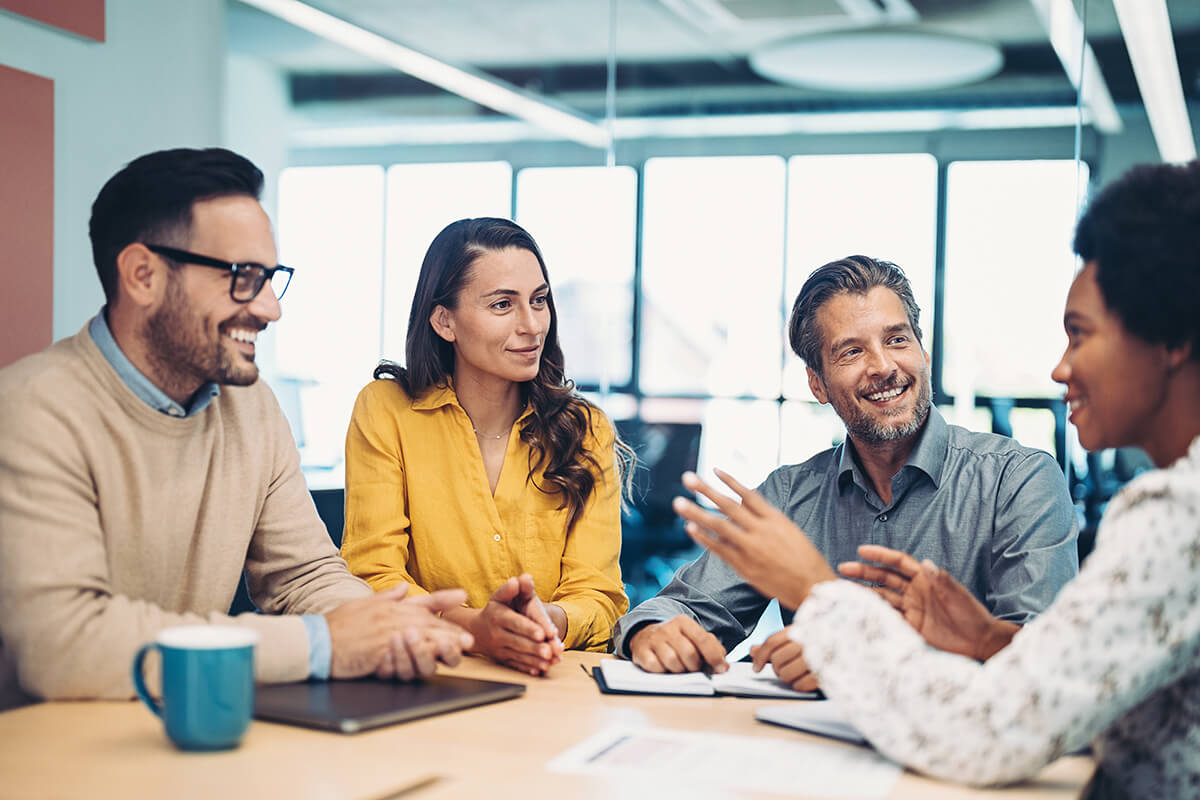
top-left (0, 0), bottom-right (225, 339)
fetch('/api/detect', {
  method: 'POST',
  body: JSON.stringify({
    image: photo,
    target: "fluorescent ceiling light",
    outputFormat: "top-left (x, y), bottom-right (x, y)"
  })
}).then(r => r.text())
top-left (1111, 0), bottom-right (1196, 162)
top-left (237, 0), bottom-right (609, 150)
top-left (1028, 0), bottom-right (1122, 134)
top-left (291, 106), bottom-right (1092, 149)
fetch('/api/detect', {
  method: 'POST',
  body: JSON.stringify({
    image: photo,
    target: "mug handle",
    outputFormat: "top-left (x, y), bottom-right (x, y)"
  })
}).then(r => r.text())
top-left (132, 642), bottom-right (163, 718)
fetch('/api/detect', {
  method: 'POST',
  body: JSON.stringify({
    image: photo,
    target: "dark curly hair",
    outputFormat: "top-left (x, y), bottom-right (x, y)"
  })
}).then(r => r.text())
top-left (376, 217), bottom-right (633, 532)
top-left (1074, 160), bottom-right (1200, 361)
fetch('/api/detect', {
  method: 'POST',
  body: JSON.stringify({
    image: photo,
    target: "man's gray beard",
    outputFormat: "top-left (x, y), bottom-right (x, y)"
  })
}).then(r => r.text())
top-left (842, 377), bottom-right (932, 445)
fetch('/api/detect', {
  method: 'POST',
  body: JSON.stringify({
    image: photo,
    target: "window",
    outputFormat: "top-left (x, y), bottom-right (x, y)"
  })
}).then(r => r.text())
top-left (516, 166), bottom-right (637, 389)
top-left (640, 156), bottom-right (787, 398)
top-left (274, 165), bottom-right (384, 480)
top-left (381, 162), bottom-right (513, 360)
top-left (273, 153), bottom-right (1083, 494)
top-left (639, 397), bottom-right (781, 494)
top-left (783, 154), bottom-right (938, 401)
top-left (943, 160), bottom-right (1087, 398)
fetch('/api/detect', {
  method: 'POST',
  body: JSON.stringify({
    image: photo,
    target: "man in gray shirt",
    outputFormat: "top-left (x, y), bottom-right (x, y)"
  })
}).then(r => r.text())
top-left (614, 255), bottom-right (1078, 688)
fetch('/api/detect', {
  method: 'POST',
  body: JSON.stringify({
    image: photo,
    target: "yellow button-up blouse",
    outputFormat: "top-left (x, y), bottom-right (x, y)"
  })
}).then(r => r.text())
top-left (340, 379), bottom-right (628, 652)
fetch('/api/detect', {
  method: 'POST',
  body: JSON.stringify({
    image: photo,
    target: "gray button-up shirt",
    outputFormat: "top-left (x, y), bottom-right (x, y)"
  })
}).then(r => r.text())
top-left (613, 407), bottom-right (1079, 657)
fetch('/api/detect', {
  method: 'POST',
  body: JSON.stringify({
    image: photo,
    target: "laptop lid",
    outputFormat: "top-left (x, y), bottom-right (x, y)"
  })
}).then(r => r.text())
top-left (254, 674), bottom-right (525, 734)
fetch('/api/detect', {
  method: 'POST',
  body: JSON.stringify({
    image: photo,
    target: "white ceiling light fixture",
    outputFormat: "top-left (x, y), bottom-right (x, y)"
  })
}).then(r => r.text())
top-left (1027, 0), bottom-right (1122, 134)
top-left (748, 29), bottom-right (1004, 93)
top-left (1111, 0), bottom-right (1196, 163)
top-left (236, 0), bottom-right (610, 149)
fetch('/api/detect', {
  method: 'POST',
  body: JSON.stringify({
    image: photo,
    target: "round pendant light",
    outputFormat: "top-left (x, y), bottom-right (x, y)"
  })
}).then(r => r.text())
top-left (749, 28), bottom-right (1004, 93)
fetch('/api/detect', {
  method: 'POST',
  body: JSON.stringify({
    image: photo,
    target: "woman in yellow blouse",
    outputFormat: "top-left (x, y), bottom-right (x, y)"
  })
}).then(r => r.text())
top-left (341, 217), bottom-right (631, 676)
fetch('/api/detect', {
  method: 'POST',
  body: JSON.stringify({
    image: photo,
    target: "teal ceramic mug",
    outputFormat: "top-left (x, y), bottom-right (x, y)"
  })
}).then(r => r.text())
top-left (132, 626), bottom-right (258, 751)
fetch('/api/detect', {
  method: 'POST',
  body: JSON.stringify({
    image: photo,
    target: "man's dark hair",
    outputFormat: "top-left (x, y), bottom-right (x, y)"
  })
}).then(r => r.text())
top-left (88, 148), bottom-right (264, 303)
top-left (788, 254), bottom-right (924, 375)
top-left (1074, 160), bottom-right (1200, 361)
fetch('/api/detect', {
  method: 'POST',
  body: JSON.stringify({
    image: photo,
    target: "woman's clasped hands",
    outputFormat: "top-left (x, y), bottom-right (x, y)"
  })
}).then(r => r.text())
top-left (453, 574), bottom-right (565, 676)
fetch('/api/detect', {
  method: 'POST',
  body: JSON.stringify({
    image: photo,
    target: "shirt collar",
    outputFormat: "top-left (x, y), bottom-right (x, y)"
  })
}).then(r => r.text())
top-left (411, 381), bottom-right (459, 411)
top-left (88, 309), bottom-right (220, 418)
top-left (836, 405), bottom-right (949, 491)
top-left (410, 378), bottom-right (534, 423)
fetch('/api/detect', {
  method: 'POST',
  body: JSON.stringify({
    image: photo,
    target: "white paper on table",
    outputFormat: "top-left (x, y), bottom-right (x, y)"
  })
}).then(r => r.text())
top-left (546, 725), bottom-right (900, 798)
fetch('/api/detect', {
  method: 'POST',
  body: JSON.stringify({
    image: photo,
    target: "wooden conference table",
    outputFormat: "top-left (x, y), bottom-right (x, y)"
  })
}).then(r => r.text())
top-left (0, 652), bottom-right (1092, 800)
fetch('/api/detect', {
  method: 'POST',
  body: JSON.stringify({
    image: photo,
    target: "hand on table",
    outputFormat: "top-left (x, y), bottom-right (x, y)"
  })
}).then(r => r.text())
top-left (325, 585), bottom-right (473, 680)
top-left (750, 627), bottom-right (818, 692)
top-left (672, 469), bottom-right (837, 609)
top-left (466, 576), bottom-right (564, 677)
top-left (838, 545), bottom-right (1018, 662)
top-left (628, 614), bottom-right (728, 675)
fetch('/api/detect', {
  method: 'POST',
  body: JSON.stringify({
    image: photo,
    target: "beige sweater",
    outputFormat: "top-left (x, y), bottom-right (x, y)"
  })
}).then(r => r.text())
top-left (0, 325), bottom-right (369, 707)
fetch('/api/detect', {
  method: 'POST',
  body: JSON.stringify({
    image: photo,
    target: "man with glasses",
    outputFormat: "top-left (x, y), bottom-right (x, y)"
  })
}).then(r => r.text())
top-left (0, 148), bottom-right (472, 710)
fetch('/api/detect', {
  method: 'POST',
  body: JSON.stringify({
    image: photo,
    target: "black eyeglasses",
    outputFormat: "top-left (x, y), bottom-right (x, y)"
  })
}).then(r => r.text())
top-left (145, 244), bottom-right (294, 302)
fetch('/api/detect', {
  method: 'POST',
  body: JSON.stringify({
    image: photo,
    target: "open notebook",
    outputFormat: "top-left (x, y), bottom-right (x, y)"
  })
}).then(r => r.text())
top-left (593, 659), bottom-right (820, 700)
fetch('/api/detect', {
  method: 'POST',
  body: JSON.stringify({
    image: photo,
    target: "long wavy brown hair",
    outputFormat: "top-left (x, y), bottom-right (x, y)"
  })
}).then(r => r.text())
top-left (375, 217), bottom-right (633, 532)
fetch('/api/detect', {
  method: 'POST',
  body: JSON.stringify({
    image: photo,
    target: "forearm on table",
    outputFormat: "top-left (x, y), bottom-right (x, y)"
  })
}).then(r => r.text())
top-left (7, 597), bottom-right (311, 699)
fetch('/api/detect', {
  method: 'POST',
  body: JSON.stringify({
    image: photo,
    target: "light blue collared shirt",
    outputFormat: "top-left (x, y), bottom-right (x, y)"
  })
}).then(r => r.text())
top-left (88, 310), bottom-right (332, 679)
top-left (88, 310), bottom-right (220, 418)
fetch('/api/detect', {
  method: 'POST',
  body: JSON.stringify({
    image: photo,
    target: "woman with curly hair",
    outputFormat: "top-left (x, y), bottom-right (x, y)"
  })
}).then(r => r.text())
top-left (341, 218), bottom-right (631, 676)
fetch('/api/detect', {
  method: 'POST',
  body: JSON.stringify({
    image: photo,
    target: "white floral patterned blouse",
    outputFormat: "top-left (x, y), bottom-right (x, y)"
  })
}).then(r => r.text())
top-left (794, 435), bottom-right (1200, 799)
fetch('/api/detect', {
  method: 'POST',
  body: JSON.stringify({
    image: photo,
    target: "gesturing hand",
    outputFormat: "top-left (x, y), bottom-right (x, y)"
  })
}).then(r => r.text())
top-left (838, 545), bottom-right (1018, 662)
top-left (672, 469), bottom-right (837, 609)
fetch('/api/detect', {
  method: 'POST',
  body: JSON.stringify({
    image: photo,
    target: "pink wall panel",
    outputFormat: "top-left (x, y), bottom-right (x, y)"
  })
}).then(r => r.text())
top-left (0, 64), bottom-right (54, 367)
top-left (0, 0), bottom-right (104, 42)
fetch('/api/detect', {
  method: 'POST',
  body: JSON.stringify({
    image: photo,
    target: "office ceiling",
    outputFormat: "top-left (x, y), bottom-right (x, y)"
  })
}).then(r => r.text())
top-left (227, 0), bottom-right (1200, 135)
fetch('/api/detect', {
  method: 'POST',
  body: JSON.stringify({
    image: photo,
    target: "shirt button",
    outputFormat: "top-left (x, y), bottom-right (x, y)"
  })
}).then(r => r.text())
top-left (167, 408), bottom-right (184, 417)
top-left (877, 513), bottom-right (888, 522)
top-left (493, 534), bottom-right (502, 542)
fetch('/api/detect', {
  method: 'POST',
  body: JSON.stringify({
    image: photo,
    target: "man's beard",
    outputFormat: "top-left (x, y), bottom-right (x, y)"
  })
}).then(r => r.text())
top-left (145, 275), bottom-right (260, 394)
top-left (840, 372), bottom-right (932, 445)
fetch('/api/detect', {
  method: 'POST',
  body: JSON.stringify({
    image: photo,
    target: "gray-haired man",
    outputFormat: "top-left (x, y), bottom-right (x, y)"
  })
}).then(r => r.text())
top-left (613, 255), bottom-right (1078, 689)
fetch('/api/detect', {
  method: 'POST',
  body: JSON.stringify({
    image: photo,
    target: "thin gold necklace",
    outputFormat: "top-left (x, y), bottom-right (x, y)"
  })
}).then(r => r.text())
top-left (472, 424), bottom-right (511, 440)
top-left (468, 412), bottom-right (517, 440)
